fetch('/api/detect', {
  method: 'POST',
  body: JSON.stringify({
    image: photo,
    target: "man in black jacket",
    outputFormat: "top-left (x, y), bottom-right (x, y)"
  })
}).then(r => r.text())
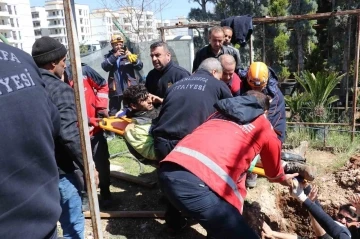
top-left (145, 41), bottom-right (190, 98)
top-left (0, 43), bottom-right (61, 239)
top-left (152, 57), bottom-right (232, 233)
top-left (192, 26), bottom-right (241, 72)
top-left (32, 36), bottom-right (93, 239)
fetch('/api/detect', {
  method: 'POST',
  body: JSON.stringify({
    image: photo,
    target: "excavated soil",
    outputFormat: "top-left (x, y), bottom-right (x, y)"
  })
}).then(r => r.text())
top-left (83, 149), bottom-right (359, 238)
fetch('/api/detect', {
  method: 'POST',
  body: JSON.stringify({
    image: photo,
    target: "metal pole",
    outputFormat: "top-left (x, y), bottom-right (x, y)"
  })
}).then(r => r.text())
top-left (63, 0), bottom-right (103, 238)
top-left (249, 34), bottom-right (254, 63)
top-left (346, 16), bottom-right (352, 110)
top-left (351, 15), bottom-right (360, 142)
top-left (160, 28), bottom-right (165, 42)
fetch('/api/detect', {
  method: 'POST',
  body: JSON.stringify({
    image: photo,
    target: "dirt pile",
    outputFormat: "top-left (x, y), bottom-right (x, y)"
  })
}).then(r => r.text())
top-left (335, 155), bottom-right (360, 192)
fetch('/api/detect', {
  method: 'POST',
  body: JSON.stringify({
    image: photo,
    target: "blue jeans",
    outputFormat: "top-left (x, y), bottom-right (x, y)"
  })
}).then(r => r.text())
top-left (59, 174), bottom-right (84, 239)
top-left (158, 163), bottom-right (259, 239)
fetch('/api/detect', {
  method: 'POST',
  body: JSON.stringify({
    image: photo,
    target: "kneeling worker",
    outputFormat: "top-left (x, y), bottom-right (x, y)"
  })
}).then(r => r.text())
top-left (158, 90), bottom-right (298, 239)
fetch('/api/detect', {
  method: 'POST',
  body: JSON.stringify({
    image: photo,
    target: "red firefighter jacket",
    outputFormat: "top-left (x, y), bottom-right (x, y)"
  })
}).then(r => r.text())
top-left (161, 96), bottom-right (285, 214)
top-left (66, 63), bottom-right (109, 136)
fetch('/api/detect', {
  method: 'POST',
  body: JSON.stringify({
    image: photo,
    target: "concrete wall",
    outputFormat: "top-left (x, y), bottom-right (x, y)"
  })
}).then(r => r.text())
top-left (80, 37), bottom-right (195, 81)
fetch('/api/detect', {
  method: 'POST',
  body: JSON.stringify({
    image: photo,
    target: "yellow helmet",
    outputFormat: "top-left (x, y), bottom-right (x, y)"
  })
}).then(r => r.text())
top-left (110, 34), bottom-right (124, 44)
top-left (247, 62), bottom-right (269, 90)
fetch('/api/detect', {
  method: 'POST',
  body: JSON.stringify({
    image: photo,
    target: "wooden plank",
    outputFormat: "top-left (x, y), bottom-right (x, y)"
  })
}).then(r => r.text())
top-left (63, 0), bottom-right (103, 238)
top-left (84, 211), bottom-right (165, 218)
top-left (352, 15), bottom-right (360, 141)
top-left (157, 9), bottom-right (360, 30)
top-left (110, 171), bottom-right (157, 188)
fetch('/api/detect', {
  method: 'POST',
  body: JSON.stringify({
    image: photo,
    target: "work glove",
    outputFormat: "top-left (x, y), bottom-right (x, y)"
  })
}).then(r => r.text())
top-left (291, 178), bottom-right (307, 202)
top-left (127, 53), bottom-right (138, 64)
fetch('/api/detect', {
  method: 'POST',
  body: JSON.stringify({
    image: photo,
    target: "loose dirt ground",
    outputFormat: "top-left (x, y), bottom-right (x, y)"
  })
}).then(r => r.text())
top-left (83, 149), bottom-right (360, 239)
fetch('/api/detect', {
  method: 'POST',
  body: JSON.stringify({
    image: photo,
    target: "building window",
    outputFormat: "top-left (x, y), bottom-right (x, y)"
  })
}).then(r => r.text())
top-left (18, 31), bottom-right (21, 40)
top-left (53, 11), bottom-right (55, 16)
top-left (10, 18), bottom-right (14, 27)
top-left (20, 43), bottom-right (22, 50)
top-left (14, 6), bottom-right (17, 15)
top-left (82, 36), bottom-right (84, 40)
top-left (12, 31), bottom-right (16, 39)
top-left (79, 9), bottom-right (82, 15)
top-left (16, 19), bottom-right (19, 27)
top-left (81, 27), bottom-right (84, 33)
top-left (1, 19), bottom-right (4, 25)
top-left (7, 5), bottom-right (12, 14)
top-left (80, 18), bottom-right (83, 24)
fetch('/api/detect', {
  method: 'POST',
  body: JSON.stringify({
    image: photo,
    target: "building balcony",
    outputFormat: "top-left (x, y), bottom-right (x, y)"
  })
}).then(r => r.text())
top-left (48, 23), bottom-right (65, 28)
top-left (0, 23), bottom-right (11, 30)
top-left (47, 15), bottom-right (63, 19)
top-left (49, 32), bottom-right (66, 37)
top-left (33, 25), bottom-right (41, 30)
top-left (0, 10), bottom-right (9, 17)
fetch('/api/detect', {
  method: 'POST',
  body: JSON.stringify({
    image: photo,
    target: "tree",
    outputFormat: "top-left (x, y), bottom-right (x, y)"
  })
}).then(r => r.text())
top-left (288, 0), bottom-right (318, 72)
top-left (188, 0), bottom-right (217, 39)
top-left (100, 0), bottom-right (171, 44)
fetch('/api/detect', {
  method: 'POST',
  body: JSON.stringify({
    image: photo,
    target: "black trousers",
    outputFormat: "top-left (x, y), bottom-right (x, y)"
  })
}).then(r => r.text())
top-left (109, 95), bottom-right (123, 116)
top-left (91, 130), bottom-right (110, 195)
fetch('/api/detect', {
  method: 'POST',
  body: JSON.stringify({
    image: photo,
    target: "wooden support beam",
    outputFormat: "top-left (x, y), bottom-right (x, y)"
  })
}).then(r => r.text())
top-left (110, 171), bottom-right (157, 188)
top-left (63, 0), bottom-right (103, 238)
top-left (351, 15), bottom-right (360, 142)
top-left (84, 211), bottom-right (165, 218)
top-left (157, 9), bottom-right (360, 30)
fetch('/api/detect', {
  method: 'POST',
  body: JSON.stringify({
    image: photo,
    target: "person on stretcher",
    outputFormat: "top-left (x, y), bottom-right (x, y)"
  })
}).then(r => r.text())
top-left (118, 85), bottom-right (162, 160)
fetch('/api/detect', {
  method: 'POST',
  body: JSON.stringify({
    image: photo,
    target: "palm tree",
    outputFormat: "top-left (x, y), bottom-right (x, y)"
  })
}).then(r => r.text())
top-left (285, 91), bottom-right (306, 122)
top-left (294, 71), bottom-right (345, 122)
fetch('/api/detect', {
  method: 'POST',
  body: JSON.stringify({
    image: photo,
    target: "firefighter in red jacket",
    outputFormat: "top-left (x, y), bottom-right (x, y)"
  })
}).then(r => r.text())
top-left (65, 63), bottom-right (112, 207)
top-left (158, 90), bottom-right (298, 239)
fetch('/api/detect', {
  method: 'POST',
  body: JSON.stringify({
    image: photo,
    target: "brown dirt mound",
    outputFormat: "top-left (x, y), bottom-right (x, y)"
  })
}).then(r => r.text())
top-left (335, 156), bottom-right (360, 192)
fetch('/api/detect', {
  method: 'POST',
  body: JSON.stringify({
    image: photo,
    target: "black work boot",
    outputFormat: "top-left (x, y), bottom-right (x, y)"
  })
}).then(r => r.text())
top-left (284, 162), bottom-right (316, 181)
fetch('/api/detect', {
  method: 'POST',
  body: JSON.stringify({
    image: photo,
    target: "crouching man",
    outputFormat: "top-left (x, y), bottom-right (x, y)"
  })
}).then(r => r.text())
top-left (158, 90), bottom-right (298, 239)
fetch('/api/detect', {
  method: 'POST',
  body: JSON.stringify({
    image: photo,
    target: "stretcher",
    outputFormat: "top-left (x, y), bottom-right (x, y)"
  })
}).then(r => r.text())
top-left (99, 117), bottom-right (267, 177)
top-left (99, 116), bottom-right (132, 136)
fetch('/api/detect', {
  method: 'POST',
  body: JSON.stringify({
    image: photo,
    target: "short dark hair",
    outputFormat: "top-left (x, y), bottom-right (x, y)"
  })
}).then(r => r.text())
top-left (244, 90), bottom-right (270, 111)
top-left (150, 41), bottom-right (170, 53)
top-left (339, 204), bottom-right (358, 219)
top-left (222, 26), bottom-right (233, 32)
top-left (209, 26), bottom-right (224, 37)
top-left (123, 85), bottom-right (149, 106)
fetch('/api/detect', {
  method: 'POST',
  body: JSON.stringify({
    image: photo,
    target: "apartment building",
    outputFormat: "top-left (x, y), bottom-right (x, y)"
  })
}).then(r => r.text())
top-left (31, 6), bottom-right (48, 40)
top-left (0, 0), bottom-right (35, 54)
top-left (90, 7), bottom-right (158, 43)
top-left (89, 9), bottom-right (113, 44)
top-left (31, 1), bottom-right (91, 48)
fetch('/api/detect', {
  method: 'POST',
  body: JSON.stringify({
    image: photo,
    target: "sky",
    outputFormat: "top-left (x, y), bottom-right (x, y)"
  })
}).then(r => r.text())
top-left (29, 0), bottom-right (214, 20)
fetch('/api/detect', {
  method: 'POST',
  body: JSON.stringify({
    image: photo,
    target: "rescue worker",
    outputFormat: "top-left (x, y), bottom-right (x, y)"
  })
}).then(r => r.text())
top-left (239, 62), bottom-right (287, 187)
top-left (192, 26), bottom-right (241, 72)
top-left (0, 42), bottom-right (61, 239)
top-left (101, 34), bottom-right (143, 117)
top-left (65, 63), bottom-right (111, 207)
top-left (145, 41), bottom-right (190, 98)
top-left (219, 54), bottom-right (242, 96)
top-left (152, 57), bottom-right (232, 161)
top-left (151, 57), bottom-right (232, 234)
top-left (158, 90), bottom-right (298, 239)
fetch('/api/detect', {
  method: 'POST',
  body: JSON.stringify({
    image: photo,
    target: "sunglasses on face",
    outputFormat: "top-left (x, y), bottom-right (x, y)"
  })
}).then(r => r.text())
top-left (337, 213), bottom-right (355, 223)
